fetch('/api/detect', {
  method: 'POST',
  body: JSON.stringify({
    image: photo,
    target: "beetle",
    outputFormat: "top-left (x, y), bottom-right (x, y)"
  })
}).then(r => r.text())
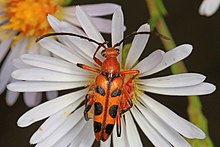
top-left (37, 31), bottom-right (168, 141)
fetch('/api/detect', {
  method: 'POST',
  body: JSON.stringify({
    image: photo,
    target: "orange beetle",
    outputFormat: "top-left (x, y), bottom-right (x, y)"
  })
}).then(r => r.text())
top-left (77, 42), bottom-right (139, 141)
top-left (37, 31), bottom-right (160, 141)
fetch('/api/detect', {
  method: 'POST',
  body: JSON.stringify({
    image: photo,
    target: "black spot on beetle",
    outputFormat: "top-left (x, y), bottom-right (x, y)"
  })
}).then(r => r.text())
top-left (109, 105), bottom-right (118, 118)
top-left (105, 124), bottom-right (114, 135)
top-left (95, 86), bottom-right (105, 96)
top-left (94, 121), bottom-right (102, 133)
top-left (111, 88), bottom-right (122, 97)
top-left (94, 102), bottom-right (103, 115)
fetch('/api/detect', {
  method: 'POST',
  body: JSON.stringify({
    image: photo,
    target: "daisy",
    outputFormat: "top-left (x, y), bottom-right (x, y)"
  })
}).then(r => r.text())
top-left (199, 0), bottom-right (220, 16)
top-left (8, 6), bottom-right (216, 147)
top-left (0, 0), bottom-right (119, 107)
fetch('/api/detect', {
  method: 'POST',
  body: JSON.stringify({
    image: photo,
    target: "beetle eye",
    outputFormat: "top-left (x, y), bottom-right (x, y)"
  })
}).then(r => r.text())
top-left (101, 50), bottom-right (106, 56)
top-left (116, 48), bottom-right (120, 54)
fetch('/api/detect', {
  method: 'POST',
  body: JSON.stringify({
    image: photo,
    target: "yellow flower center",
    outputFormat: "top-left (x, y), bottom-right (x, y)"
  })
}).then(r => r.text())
top-left (1, 0), bottom-right (62, 38)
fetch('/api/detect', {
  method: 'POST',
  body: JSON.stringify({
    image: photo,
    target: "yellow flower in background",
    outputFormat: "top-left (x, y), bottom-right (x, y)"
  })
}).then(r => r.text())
top-left (1, 0), bottom-right (61, 39)
top-left (0, 0), bottom-right (120, 107)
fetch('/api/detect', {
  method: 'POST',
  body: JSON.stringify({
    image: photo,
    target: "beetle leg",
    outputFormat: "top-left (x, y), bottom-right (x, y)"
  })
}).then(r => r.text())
top-left (84, 85), bottom-right (95, 121)
top-left (93, 41), bottom-right (108, 66)
top-left (116, 111), bottom-right (121, 137)
top-left (76, 63), bottom-right (100, 73)
top-left (84, 95), bottom-right (94, 121)
top-left (93, 56), bottom-right (102, 66)
top-left (120, 91), bottom-right (133, 115)
top-left (121, 69), bottom-right (140, 104)
top-left (121, 69), bottom-right (139, 76)
top-left (122, 88), bottom-right (133, 107)
top-left (121, 69), bottom-right (140, 84)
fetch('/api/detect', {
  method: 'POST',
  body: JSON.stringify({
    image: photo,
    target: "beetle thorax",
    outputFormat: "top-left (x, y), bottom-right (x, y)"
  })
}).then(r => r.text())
top-left (101, 57), bottom-right (120, 74)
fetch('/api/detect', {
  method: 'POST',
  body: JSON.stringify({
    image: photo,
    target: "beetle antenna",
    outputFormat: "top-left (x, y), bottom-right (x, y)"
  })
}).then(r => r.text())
top-left (113, 31), bottom-right (170, 48)
top-left (36, 32), bottom-right (106, 48)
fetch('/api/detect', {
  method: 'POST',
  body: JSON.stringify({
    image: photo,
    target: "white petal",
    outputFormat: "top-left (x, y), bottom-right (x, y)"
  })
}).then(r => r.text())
top-left (100, 136), bottom-right (111, 147)
top-left (58, 21), bottom-right (99, 64)
top-left (38, 38), bottom-right (91, 65)
top-left (111, 7), bottom-right (124, 46)
top-left (78, 122), bottom-right (95, 147)
top-left (21, 54), bottom-right (89, 75)
top-left (30, 100), bottom-right (82, 144)
top-left (39, 46), bottom-right (51, 56)
top-left (62, 3), bottom-right (119, 24)
top-left (136, 104), bottom-right (191, 147)
top-left (91, 17), bottom-right (112, 33)
top-left (113, 118), bottom-right (129, 147)
top-left (138, 73), bottom-right (206, 87)
top-left (6, 90), bottom-right (19, 106)
top-left (36, 107), bottom-right (85, 147)
top-left (46, 91), bottom-right (58, 100)
top-left (80, 3), bottom-right (119, 16)
top-left (0, 38), bottom-right (27, 94)
top-left (61, 15), bottom-right (80, 30)
top-left (125, 23), bottom-right (150, 68)
top-left (144, 44), bottom-right (192, 76)
top-left (199, 0), bottom-right (220, 16)
top-left (140, 93), bottom-right (206, 139)
top-left (76, 6), bottom-right (105, 43)
top-left (69, 120), bottom-right (93, 147)
top-left (7, 81), bottom-right (86, 92)
top-left (12, 68), bottom-right (90, 82)
top-left (53, 118), bottom-right (87, 147)
top-left (58, 16), bottom-right (104, 62)
top-left (12, 58), bottom-right (31, 69)
top-left (28, 41), bottom-right (39, 54)
top-left (125, 111), bottom-right (143, 147)
top-left (111, 7), bottom-right (124, 63)
top-left (131, 107), bottom-right (171, 147)
top-left (63, 13), bottom-right (112, 35)
top-left (47, 14), bottom-right (60, 31)
top-left (24, 92), bottom-right (42, 107)
top-left (140, 82), bottom-right (216, 96)
top-left (134, 50), bottom-right (164, 76)
top-left (17, 89), bottom-right (86, 127)
top-left (0, 36), bottom-right (13, 63)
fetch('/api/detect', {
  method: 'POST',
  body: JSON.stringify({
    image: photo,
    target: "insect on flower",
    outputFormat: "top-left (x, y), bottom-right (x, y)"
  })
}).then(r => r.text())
top-left (36, 31), bottom-right (168, 141)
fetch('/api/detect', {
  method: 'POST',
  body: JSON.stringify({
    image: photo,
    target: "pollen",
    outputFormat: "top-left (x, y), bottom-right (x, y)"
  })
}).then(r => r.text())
top-left (1, 0), bottom-right (62, 38)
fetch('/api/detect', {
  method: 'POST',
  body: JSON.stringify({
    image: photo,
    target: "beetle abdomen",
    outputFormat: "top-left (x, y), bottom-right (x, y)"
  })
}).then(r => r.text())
top-left (93, 74), bottom-right (123, 141)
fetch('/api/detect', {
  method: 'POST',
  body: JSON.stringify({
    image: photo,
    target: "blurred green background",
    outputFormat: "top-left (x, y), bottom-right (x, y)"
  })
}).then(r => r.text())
top-left (0, 0), bottom-right (219, 146)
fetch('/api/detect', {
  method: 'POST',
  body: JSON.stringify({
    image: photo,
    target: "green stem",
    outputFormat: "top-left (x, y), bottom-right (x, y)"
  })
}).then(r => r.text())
top-left (146, 0), bottom-right (214, 146)
top-left (55, 0), bottom-right (73, 6)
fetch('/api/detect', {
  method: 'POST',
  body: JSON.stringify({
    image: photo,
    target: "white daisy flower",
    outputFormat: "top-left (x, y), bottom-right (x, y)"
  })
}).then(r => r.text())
top-left (8, 6), bottom-right (216, 147)
top-left (199, 0), bottom-right (220, 16)
top-left (0, 0), bottom-right (119, 107)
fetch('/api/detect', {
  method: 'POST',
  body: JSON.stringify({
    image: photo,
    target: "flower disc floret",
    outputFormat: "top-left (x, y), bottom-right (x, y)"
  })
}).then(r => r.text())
top-left (1, 0), bottom-right (61, 38)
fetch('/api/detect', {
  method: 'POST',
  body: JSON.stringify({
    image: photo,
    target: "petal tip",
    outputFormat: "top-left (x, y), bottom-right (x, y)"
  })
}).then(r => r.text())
top-left (6, 84), bottom-right (13, 91)
top-left (139, 23), bottom-right (150, 32)
top-left (208, 83), bottom-right (216, 94)
top-left (17, 118), bottom-right (28, 127)
top-left (184, 44), bottom-right (193, 52)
